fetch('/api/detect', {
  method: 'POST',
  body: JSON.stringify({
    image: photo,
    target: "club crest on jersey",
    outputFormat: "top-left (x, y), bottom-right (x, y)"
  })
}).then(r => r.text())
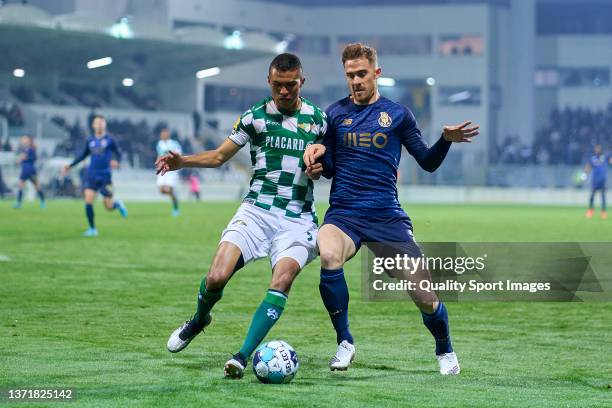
top-left (298, 122), bottom-right (311, 133)
top-left (378, 112), bottom-right (392, 127)
top-left (343, 118), bottom-right (353, 126)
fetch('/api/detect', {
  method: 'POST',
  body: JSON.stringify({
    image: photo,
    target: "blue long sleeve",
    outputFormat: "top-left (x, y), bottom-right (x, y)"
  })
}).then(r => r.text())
top-left (109, 139), bottom-right (122, 162)
top-left (69, 143), bottom-right (90, 168)
top-left (399, 109), bottom-right (451, 173)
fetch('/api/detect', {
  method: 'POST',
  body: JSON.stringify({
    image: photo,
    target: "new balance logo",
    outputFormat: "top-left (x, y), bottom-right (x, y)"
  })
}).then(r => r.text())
top-left (267, 308), bottom-right (279, 320)
top-left (330, 309), bottom-right (342, 316)
top-left (265, 119), bottom-right (281, 126)
top-left (307, 232), bottom-right (313, 242)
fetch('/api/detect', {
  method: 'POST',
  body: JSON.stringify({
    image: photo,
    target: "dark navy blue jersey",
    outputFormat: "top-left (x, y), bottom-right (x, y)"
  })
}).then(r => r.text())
top-left (19, 147), bottom-right (36, 172)
top-left (70, 135), bottom-right (121, 174)
top-left (589, 154), bottom-right (609, 185)
top-left (322, 96), bottom-right (451, 217)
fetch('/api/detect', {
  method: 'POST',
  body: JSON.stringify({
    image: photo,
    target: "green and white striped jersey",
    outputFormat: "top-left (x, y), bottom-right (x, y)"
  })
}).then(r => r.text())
top-left (229, 96), bottom-right (327, 223)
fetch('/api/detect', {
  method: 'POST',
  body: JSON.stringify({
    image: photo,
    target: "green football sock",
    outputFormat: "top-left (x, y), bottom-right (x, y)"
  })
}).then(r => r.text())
top-left (193, 279), bottom-right (223, 326)
top-left (239, 289), bottom-right (287, 358)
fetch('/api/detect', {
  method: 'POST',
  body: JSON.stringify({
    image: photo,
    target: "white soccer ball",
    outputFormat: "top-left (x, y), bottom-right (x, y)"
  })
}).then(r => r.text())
top-left (252, 340), bottom-right (299, 384)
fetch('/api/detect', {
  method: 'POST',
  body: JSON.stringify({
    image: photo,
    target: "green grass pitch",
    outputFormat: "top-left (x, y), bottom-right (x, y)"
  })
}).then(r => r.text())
top-left (1, 200), bottom-right (611, 407)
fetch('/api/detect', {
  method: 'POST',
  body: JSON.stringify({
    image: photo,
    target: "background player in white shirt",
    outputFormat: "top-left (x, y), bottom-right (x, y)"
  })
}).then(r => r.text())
top-left (156, 127), bottom-right (182, 216)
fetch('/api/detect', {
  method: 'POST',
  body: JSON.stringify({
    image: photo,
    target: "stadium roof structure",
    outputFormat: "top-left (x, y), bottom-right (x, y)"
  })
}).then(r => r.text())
top-left (0, 4), bottom-right (277, 82)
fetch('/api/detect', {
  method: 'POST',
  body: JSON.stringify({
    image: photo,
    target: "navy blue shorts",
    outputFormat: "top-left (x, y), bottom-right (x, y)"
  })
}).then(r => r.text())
top-left (19, 169), bottom-right (37, 182)
top-left (85, 173), bottom-right (113, 197)
top-left (592, 181), bottom-right (606, 191)
top-left (323, 208), bottom-right (423, 258)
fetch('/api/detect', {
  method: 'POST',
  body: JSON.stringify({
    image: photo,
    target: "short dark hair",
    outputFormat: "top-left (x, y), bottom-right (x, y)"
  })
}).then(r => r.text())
top-left (93, 114), bottom-right (105, 121)
top-left (342, 43), bottom-right (377, 66)
top-left (269, 53), bottom-right (302, 74)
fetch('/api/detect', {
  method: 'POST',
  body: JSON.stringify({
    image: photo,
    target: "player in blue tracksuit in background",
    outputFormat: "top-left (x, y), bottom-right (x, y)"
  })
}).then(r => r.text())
top-left (585, 144), bottom-right (611, 219)
top-left (304, 43), bottom-right (479, 375)
top-left (64, 115), bottom-right (127, 236)
top-left (14, 135), bottom-right (45, 209)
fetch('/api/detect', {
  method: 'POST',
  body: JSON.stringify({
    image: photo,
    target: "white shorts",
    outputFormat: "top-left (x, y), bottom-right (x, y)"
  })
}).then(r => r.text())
top-left (220, 203), bottom-right (318, 269)
top-left (157, 172), bottom-right (178, 188)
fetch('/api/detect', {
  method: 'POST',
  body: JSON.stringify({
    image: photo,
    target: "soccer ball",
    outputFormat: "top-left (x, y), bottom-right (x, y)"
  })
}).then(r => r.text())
top-left (252, 340), bottom-right (299, 384)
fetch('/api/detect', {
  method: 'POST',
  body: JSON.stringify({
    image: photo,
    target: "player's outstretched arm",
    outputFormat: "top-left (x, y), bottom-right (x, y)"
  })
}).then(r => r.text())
top-left (156, 138), bottom-right (240, 175)
top-left (64, 143), bottom-right (91, 173)
top-left (402, 115), bottom-right (479, 173)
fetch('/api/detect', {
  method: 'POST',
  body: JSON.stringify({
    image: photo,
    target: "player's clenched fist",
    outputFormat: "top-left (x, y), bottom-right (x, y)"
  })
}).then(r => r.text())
top-left (304, 143), bottom-right (326, 180)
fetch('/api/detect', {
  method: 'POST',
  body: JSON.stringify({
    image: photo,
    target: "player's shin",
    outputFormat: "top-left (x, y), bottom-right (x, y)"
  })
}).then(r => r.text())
top-left (421, 302), bottom-right (453, 355)
top-left (85, 203), bottom-right (95, 229)
top-left (319, 268), bottom-right (353, 344)
top-left (193, 278), bottom-right (223, 327)
top-left (170, 192), bottom-right (179, 211)
top-left (238, 289), bottom-right (287, 359)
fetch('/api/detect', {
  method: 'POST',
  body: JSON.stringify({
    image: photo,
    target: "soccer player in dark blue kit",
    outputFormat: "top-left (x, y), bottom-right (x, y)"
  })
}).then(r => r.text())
top-left (14, 135), bottom-right (45, 209)
top-left (304, 44), bottom-right (479, 375)
top-left (63, 115), bottom-right (127, 236)
top-left (584, 144), bottom-right (611, 219)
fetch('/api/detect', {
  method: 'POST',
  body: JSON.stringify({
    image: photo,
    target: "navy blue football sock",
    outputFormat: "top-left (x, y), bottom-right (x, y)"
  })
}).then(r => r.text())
top-left (85, 203), bottom-right (95, 229)
top-left (421, 302), bottom-right (453, 355)
top-left (17, 189), bottom-right (23, 204)
top-left (171, 193), bottom-right (179, 211)
top-left (319, 268), bottom-right (353, 344)
top-left (37, 189), bottom-right (45, 203)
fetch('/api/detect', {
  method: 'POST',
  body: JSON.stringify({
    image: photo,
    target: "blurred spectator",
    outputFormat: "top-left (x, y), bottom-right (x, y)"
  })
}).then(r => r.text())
top-left (193, 110), bottom-right (201, 136)
top-left (0, 166), bottom-right (10, 198)
top-left (2, 137), bottom-right (12, 152)
top-left (496, 103), bottom-right (612, 165)
top-left (0, 101), bottom-right (24, 126)
top-left (204, 138), bottom-right (216, 151)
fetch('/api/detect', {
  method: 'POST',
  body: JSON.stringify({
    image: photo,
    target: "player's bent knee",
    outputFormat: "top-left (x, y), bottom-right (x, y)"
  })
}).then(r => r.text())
top-left (414, 299), bottom-right (439, 314)
top-left (205, 269), bottom-right (231, 290)
top-left (319, 249), bottom-right (343, 269)
top-left (270, 274), bottom-right (295, 293)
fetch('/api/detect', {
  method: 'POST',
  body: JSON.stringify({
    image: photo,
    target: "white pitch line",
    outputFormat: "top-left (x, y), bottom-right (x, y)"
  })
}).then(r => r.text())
top-left (0, 254), bottom-right (11, 262)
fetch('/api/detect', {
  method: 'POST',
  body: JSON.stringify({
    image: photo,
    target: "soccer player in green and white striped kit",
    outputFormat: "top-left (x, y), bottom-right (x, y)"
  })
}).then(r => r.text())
top-left (157, 53), bottom-right (327, 379)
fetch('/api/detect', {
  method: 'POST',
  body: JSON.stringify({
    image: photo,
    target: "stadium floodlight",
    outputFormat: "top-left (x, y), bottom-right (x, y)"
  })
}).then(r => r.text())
top-left (426, 77), bottom-right (436, 86)
top-left (377, 77), bottom-right (396, 87)
top-left (87, 57), bottom-right (113, 69)
top-left (196, 67), bottom-right (221, 79)
top-left (122, 78), bottom-right (134, 87)
top-left (275, 40), bottom-right (289, 54)
top-left (448, 91), bottom-right (471, 103)
top-left (13, 68), bottom-right (25, 78)
top-left (223, 30), bottom-right (244, 50)
top-left (109, 17), bottom-right (134, 39)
